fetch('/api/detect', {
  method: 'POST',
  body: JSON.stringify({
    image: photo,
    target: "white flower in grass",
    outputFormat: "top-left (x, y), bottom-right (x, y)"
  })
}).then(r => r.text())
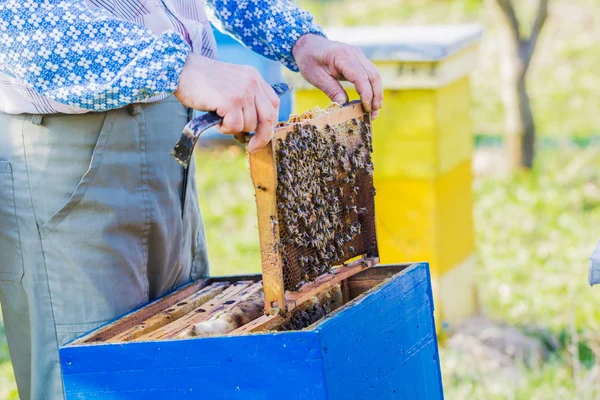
top-left (100, 68), bottom-right (115, 81)
top-left (77, 57), bottom-right (92, 69)
top-left (68, 73), bottom-right (81, 85)
top-left (36, 78), bottom-right (50, 90)
top-left (54, 44), bottom-right (69, 58)
top-left (61, 59), bottom-right (75, 70)
top-left (48, 28), bottom-right (63, 41)
top-left (95, 54), bottom-right (109, 66)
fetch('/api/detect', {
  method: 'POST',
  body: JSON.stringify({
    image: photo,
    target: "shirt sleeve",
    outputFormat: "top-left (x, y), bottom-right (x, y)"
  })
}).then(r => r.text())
top-left (0, 0), bottom-right (190, 111)
top-left (205, 0), bottom-right (326, 72)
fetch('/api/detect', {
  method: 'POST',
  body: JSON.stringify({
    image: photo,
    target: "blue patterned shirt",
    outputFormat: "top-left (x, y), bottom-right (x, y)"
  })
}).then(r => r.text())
top-left (0, 0), bottom-right (324, 114)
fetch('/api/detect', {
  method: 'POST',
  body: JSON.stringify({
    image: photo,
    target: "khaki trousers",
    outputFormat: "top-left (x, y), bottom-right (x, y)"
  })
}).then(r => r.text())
top-left (0, 97), bottom-right (209, 399)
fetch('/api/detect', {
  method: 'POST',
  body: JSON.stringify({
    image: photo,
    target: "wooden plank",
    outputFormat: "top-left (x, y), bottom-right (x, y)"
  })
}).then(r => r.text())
top-left (230, 257), bottom-right (378, 334)
top-left (107, 282), bottom-right (229, 343)
top-left (180, 281), bottom-right (264, 338)
top-left (73, 279), bottom-right (210, 344)
top-left (137, 281), bottom-right (254, 341)
top-left (249, 142), bottom-right (285, 315)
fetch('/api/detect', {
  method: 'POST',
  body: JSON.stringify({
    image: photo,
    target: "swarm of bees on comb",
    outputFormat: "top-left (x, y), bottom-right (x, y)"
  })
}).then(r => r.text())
top-left (273, 104), bottom-right (378, 291)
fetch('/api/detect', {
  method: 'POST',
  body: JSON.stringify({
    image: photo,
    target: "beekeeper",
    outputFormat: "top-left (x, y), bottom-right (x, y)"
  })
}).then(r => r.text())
top-left (0, 0), bottom-right (382, 398)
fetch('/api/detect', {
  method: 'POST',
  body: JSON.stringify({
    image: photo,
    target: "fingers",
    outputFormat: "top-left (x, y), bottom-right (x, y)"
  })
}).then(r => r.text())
top-left (334, 49), bottom-right (373, 113)
top-left (261, 80), bottom-right (281, 110)
top-left (219, 108), bottom-right (244, 135)
top-left (352, 50), bottom-right (383, 114)
top-left (248, 93), bottom-right (278, 154)
top-left (320, 73), bottom-right (349, 104)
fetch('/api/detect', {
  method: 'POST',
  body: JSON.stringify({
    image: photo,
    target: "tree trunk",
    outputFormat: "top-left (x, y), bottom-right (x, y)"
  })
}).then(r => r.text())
top-left (517, 73), bottom-right (535, 169)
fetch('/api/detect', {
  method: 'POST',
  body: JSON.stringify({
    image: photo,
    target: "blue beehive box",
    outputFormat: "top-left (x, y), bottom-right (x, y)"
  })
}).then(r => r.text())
top-left (60, 262), bottom-right (443, 399)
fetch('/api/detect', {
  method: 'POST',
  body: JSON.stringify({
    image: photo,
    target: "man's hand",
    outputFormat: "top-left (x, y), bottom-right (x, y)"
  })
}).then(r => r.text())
top-left (174, 53), bottom-right (280, 153)
top-left (292, 34), bottom-right (383, 119)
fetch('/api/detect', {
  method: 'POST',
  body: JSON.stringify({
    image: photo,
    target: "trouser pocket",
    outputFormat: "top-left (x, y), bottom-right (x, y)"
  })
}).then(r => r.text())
top-left (0, 161), bottom-right (24, 282)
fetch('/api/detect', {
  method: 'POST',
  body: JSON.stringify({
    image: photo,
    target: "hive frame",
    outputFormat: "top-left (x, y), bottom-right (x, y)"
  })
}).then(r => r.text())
top-left (249, 101), bottom-right (378, 315)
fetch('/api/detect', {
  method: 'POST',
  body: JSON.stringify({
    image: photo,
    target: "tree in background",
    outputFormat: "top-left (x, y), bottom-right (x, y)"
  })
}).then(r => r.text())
top-left (493, 0), bottom-right (549, 169)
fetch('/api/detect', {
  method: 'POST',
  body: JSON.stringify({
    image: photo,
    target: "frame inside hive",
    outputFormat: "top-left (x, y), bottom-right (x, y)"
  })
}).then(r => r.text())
top-left (249, 101), bottom-right (379, 315)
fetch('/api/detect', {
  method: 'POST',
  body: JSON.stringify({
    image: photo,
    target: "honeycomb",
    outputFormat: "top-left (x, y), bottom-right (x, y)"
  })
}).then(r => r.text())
top-left (274, 109), bottom-right (378, 291)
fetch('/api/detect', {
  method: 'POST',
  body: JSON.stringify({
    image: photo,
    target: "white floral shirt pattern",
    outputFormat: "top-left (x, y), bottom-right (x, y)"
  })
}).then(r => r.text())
top-left (0, 0), bottom-right (324, 114)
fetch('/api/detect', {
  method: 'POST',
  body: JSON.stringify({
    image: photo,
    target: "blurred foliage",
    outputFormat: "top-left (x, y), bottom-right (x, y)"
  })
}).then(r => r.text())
top-left (299, 0), bottom-right (600, 138)
top-left (442, 147), bottom-right (600, 399)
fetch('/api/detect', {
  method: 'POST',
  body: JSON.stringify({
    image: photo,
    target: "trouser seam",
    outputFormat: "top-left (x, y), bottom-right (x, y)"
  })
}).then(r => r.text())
top-left (139, 109), bottom-right (151, 300)
top-left (21, 115), bottom-right (65, 399)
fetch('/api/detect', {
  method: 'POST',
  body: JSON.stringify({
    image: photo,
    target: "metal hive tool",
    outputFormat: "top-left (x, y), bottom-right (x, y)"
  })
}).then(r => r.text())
top-left (249, 101), bottom-right (379, 315)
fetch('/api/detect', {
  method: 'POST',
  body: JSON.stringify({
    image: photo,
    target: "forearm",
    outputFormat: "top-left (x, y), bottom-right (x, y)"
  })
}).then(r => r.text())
top-left (0, 0), bottom-right (190, 111)
top-left (205, 0), bottom-right (325, 71)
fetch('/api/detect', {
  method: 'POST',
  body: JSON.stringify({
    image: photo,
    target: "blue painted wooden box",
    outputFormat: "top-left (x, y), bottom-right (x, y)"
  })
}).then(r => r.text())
top-left (60, 263), bottom-right (443, 399)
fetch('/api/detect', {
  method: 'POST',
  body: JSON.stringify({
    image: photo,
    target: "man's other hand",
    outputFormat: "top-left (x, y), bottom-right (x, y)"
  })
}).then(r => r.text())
top-left (292, 34), bottom-right (383, 119)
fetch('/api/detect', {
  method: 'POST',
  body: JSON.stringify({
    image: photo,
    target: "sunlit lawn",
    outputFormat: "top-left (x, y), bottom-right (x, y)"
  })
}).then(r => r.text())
top-left (1, 145), bottom-right (599, 399)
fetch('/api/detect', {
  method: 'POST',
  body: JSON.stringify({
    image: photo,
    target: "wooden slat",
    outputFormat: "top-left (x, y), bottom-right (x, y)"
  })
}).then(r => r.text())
top-left (175, 281), bottom-right (264, 338)
top-left (74, 279), bottom-right (210, 344)
top-left (136, 281), bottom-right (254, 341)
top-left (107, 282), bottom-right (229, 343)
top-left (249, 139), bottom-right (285, 315)
top-left (230, 257), bottom-right (378, 334)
